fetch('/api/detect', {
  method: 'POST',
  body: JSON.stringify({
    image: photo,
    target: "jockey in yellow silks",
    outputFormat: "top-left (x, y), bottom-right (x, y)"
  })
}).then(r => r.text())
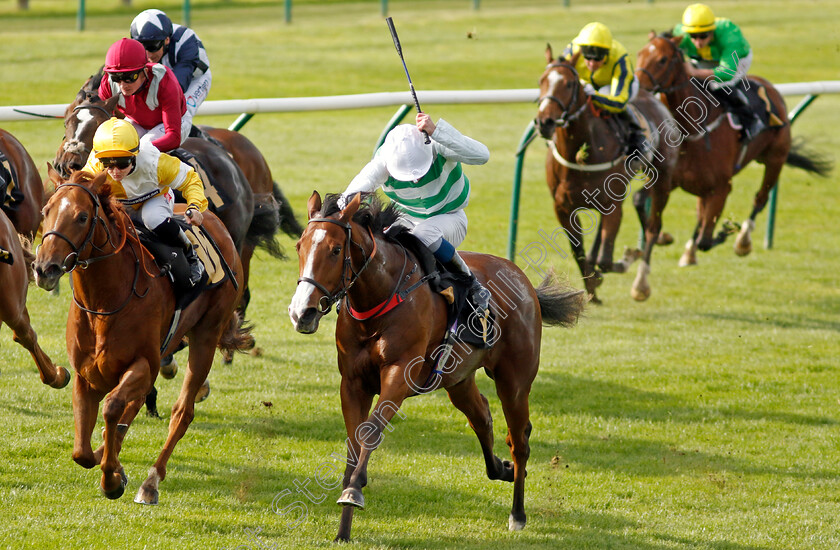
top-left (83, 117), bottom-right (208, 286)
top-left (561, 22), bottom-right (645, 157)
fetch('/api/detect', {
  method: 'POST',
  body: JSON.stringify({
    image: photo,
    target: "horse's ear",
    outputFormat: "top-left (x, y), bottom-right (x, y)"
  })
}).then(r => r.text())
top-left (670, 34), bottom-right (683, 47)
top-left (307, 191), bottom-right (322, 219)
top-left (545, 43), bottom-right (554, 64)
top-left (104, 94), bottom-right (120, 115)
top-left (648, 30), bottom-right (657, 40)
top-left (46, 163), bottom-right (63, 187)
top-left (339, 193), bottom-right (361, 223)
top-left (569, 49), bottom-right (581, 65)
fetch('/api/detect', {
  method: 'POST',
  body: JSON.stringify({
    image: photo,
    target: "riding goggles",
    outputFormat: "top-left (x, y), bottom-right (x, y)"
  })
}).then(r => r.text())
top-left (140, 39), bottom-right (166, 52)
top-left (100, 157), bottom-right (135, 170)
top-left (689, 32), bottom-right (711, 40)
top-left (108, 69), bottom-right (144, 84)
top-left (580, 46), bottom-right (608, 61)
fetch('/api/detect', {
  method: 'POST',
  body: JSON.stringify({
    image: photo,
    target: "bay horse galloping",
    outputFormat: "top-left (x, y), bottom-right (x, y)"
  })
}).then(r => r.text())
top-left (635, 33), bottom-right (831, 266)
top-left (288, 192), bottom-right (586, 542)
top-left (33, 169), bottom-right (252, 503)
top-left (1, 128), bottom-right (44, 241)
top-left (536, 47), bottom-right (679, 303)
top-left (0, 208), bottom-right (69, 389)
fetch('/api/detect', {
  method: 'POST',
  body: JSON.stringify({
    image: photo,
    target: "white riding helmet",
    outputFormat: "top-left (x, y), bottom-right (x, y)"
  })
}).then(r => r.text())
top-left (380, 125), bottom-right (433, 181)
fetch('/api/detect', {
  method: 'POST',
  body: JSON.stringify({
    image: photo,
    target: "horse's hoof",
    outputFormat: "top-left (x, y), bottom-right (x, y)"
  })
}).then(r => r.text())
top-left (134, 485), bottom-right (159, 505)
top-left (336, 488), bottom-right (365, 509)
top-left (734, 220), bottom-right (754, 257)
top-left (195, 380), bottom-right (211, 403)
top-left (52, 367), bottom-right (71, 389)
top-left (656, 232), bottom-right (674, 246)
top-left (102, 469), bottom-right (128, 500)
top-left (508, 513), bottom-right (527, 531)
top-left (631, 285), bottom-right (651, 301)
top-left (160, 357), bottom-right (178, 379)
top-left (222, 349), bottom-right (234, 365)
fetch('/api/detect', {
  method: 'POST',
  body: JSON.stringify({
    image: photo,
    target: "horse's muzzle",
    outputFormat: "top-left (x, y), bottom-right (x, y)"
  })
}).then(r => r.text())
top-left (536, 117), bottom-right (555, 139)
top-left (290, 306), bottom-right (322, 334)
top-left (33, 260), bottom-right (64, 291)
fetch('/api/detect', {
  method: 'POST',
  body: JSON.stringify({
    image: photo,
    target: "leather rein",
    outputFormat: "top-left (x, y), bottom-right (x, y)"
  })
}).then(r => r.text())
top-left (298, 216), bottom-right (434, 321)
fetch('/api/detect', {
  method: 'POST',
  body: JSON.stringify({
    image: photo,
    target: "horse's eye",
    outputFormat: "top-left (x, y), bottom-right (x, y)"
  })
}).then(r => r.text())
top-left (658, 57), bottom-right (667, 66)
top-left (78, 212), bottom-right (89, 224)
top-left (331, 245), bottom-right (342, 256)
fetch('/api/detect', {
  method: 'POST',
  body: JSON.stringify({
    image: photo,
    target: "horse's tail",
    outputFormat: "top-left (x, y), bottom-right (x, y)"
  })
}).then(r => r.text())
top-left (245, 191), bottom-right (286, 260)
top-left (218, 310), bottom-right (255, 354)
top-left (272, 181), bottom-right (304, 238)
top-left (535, 270), bottom-right (586, 327)
top-left (785, 137), bottom-right (833, 177)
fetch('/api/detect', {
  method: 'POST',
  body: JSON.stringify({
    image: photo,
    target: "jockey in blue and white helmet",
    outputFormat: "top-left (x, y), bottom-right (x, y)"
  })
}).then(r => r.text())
top-left (130, 9), bottom-right (212, 130)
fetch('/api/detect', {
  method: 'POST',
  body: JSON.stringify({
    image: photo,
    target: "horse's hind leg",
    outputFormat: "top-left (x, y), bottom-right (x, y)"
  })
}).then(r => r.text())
top-left (446, 375), bottom-right (513, 482)
top-left (735, 156), bottom-right (785, 256)
top-left (9, 306), bottom-right (69, 388)
top-left (494, 368), bottom-right (536, 531)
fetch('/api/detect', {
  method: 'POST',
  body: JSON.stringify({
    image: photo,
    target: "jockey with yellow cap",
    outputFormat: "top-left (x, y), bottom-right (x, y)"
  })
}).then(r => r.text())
top-left (83, 117), bottom-right (208, 287)
top-left (674, 3), bottom-right (765, 140)
top-left (561, 22), bottom-right (646, 159)
top-left (340, 112), bottom-right (491, 320)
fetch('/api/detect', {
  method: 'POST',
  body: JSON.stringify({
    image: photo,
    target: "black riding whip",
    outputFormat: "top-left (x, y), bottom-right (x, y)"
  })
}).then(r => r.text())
top-left (385, 16), bottom-right (430, 144)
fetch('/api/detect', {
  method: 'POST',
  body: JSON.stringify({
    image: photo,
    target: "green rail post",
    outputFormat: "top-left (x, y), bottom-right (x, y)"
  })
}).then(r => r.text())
top-left (764, 93), bottom-right (818, 249)
top-left (183, 0), bottom-right (191, 28)
top-left (508, 122), bottom-right (537, 261)
top-left (228, 113), bottom-right (255, 132)
top-left (286, 0), bottom-right (292, 24)
top-left (77, 0), bottom-right (85, 31)
top-left (473, 0), bottom-right (480, 9)
top-left (381, 0), bottom-right (388, 17)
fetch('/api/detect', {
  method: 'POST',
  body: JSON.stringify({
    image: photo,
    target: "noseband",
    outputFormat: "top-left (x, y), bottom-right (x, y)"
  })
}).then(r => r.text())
top-left (40, 183), bottom-right (119, 273)
top-left (297, 217), bottom-right (377, 314)
top-left (537, 62), bottom-right (587, 129)
top-left (61, 103), bottom-right (112, 157)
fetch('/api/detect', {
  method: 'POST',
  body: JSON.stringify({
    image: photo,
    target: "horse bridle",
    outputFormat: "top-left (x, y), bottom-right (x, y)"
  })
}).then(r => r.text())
top-left (40, 183), bottom-right (146, 316)
top-left (297, 217), bottom-right (377, 315)
top-left (40, 183), bottom-right (119, 273)
top-left (537, 61), bottom-right (588, 129)
top-left (635, 38), bottom-right (691, 95)
top-left (60, 103), bottom-right (113, 158)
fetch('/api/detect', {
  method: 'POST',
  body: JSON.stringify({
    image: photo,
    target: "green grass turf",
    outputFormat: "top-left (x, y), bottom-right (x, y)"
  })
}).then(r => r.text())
top-left (1, 1), bottom-right (839, 548)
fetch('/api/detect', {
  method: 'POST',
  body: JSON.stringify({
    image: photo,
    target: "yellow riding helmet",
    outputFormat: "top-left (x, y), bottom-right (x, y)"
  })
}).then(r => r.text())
top-left (93, 118), bottom-right (139, 159)
top-left (573, 22), bottom-right (613, 50)
top-left (682, 3), bottom-right (717, 34)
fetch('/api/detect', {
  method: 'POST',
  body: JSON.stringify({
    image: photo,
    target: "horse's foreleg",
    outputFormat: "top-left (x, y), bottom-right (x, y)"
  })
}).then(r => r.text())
top-left (446, 374), bottom-right (512, 481)
top-left (679, 219), bottom-right (701, 267)
top-left (10, 307), bottom-right (70, 389)
top-left (335, 375), bottom-right (374, 542)
top-left (101, 359), bottom-right (151, 499)
top-left (632, 188), bottom-right (670, 301)
top-left (559, 210), bottom-right (601, 303)
top-left (136, 335), bottom-right (212, 505)
top-left (93, 396), bottom-right (146, 463)
top-left (71, 376), bottom-right (103, 469)
top-left (697, 187), bottom-right (732, 252)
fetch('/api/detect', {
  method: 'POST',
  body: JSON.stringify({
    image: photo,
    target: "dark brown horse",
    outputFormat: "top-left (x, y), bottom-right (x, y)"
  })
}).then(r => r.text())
top-left (635, 33), bottom-right (831, 266)
top-left (0, 208), bottom-right (69, 389)
top-left (33, 168), bottom-right (252, 503)
top-left (288, 192), bottom-right (585, 542)
top-left (536, 47), bottom-right (679, 302)
top-left (1, 128), bottom-right (44, 240)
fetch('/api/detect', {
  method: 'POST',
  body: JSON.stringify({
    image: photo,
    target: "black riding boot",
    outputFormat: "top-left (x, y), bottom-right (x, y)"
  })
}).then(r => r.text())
top-left (153, 218), bottom-right (204, 287)
top-left (447, 251), bottom-right (490, 316)
top-left (720, 87), bottom-right (765, 141)
top-left (177, 229), bottom-right (205, 286)
top-left (617, 109), bottom-right (646, 158)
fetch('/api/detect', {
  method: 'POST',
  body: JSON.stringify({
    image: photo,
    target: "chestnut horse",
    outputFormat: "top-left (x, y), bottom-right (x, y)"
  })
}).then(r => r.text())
top-left (288, 192), bottom-right (585, 541)
top-left (1, 128), bottom-right (44, 240)
top-left (635, 33), bottom-right (831, 266)
top-left (0, 207), bottom-right (69, 389)
top-left (33, 168), bottom-right (252, 503)
top-left (536, 47), bottom-right (679, 302)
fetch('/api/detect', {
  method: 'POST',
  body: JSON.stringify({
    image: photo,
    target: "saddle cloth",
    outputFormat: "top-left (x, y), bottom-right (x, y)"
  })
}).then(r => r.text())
top-left (0, 151), bottom-right (23, 213)
top-left (390, 229), bottom-right (495, 349)
top-left (169, 145), bottom-right (233, 212)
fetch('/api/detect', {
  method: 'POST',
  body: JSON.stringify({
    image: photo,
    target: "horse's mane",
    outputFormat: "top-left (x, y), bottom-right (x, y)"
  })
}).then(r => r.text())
top-left (320, 192), bottom-right (403, 239)
top-left (64, 171), bottom-right (125, 227)
top-left (658, 30), bottom-right (675, 39)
